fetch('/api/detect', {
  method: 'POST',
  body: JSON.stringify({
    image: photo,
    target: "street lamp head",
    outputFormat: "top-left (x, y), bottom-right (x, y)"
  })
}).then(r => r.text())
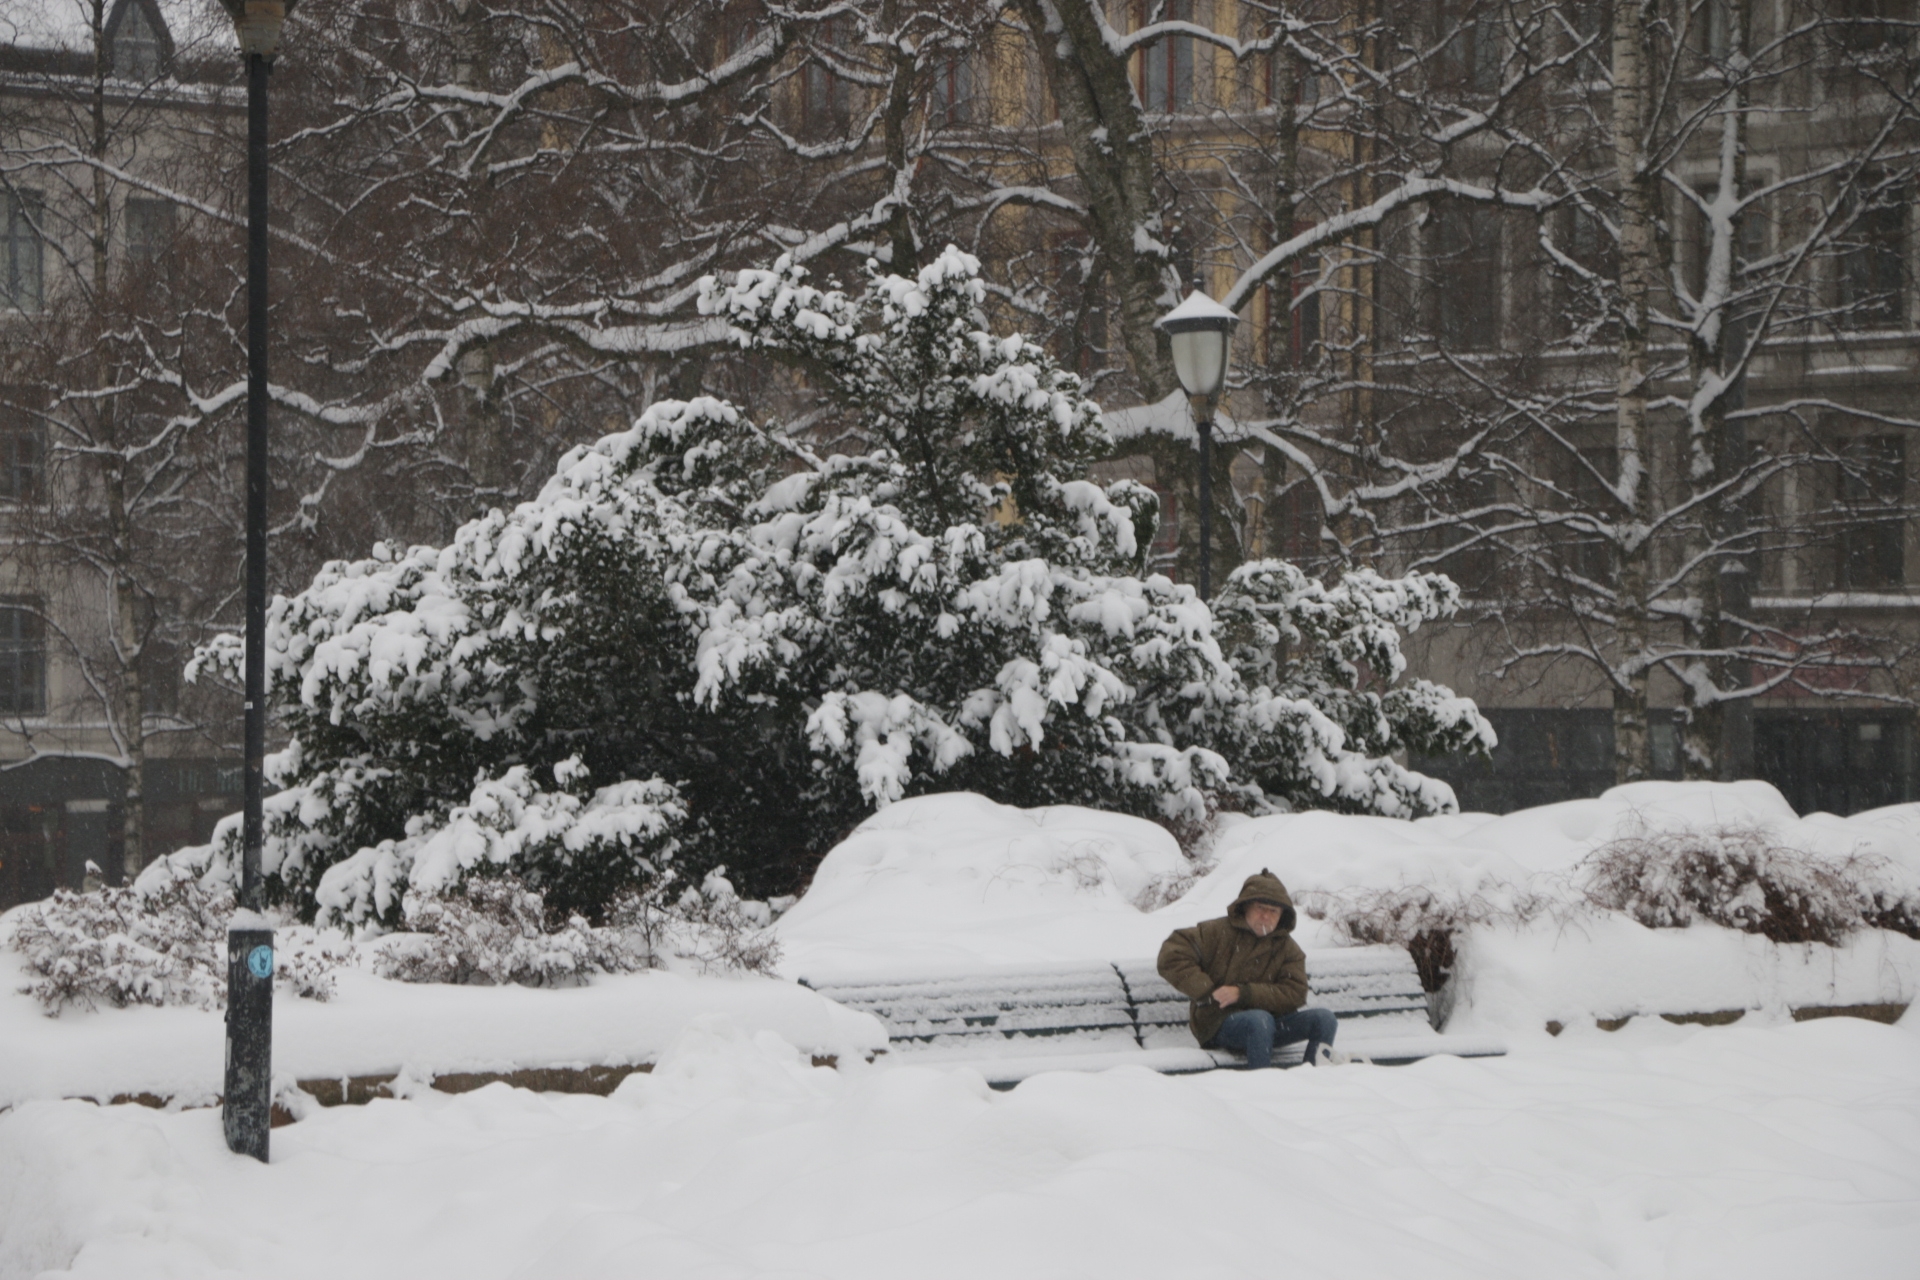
top-left (219, 1), bottom-right (297, 58)
top-left (1157, 290), bottom-right (1239, 403)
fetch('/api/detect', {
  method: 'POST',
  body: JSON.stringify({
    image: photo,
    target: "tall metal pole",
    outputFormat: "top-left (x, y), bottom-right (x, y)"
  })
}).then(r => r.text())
top-left (1195, 404), bottom-right (1214, 601)
top-left (224, 43), bottom-right (275, 1165)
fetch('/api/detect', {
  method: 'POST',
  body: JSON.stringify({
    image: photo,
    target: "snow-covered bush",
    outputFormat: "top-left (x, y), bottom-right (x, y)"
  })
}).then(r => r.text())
top-left (609, 868), bottom-right (783, 975)
top-left (305, 760), bottom-right (684, 930)
top-left (373, 878), bottom-right (638, 987)
top-left (6, 866), bottom-right (346, 1015)
top-left (1579, 825), bottom-right (1917, 945)
top-left (153, 756), bottom-right (684, 932)
top-left (173, 246), bottom-right (1491, 915)
top-left (371, 870), bottom-right (781, 985)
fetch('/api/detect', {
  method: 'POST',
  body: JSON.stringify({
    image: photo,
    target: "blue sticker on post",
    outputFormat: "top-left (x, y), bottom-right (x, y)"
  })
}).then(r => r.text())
top-left (247, 945), bottom-right (274, 979)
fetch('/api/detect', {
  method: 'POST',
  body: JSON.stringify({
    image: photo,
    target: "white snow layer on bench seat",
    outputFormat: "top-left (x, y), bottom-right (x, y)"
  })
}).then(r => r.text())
top-left (802, 947), bottom-right (1506, 1083)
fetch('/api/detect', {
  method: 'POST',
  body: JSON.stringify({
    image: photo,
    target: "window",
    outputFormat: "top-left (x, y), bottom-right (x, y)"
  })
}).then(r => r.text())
top-left (110, 1), bottom-right (166, 81)
top-left (1147, 483), bottom-right (1180, 565)
top-left (801, 18), bottom-right (852, 136)
top-left (1566, 203), bottom-right (1619, 279)
top-left (1433, 202), bottom-right (1501, 350)
top-left (1704, 0), bottom-right (1737, 61)
top-left (1264, 226), bottom-right (1321, 367)
top-left (1432, 470), bottom-right (1501, 594)
top-left (1756, 711), bottom-right (1915, 816)
top-left (0, 604), bottom-right (46, 717)
top-left (1572, 4), bottom-right (1613, 81)
top-left (1681, 184), bottom-right (1767, 304)
top-left (1139, 1), bottom-right (1196, 113)
top-left (1828, 435), bottom-right (1906, 590)
top-left (1555, 443), bottom-right (1616, 586)
top-left (125, 197), bottom-right (175, 265)
top-left (1838, 182), bottom-right (1908, 328)
top-left (1270, 469), bottom-right (1323, 566)
top-left (1265, 47), bottom-right (1319, 107)
top-left (140, 597), bottom-right (180, 716)
top-left (1828, 0), bottom-right (1915, 56)
top-left (0, 423), bottom-right (43, 502)
top-left (3, 192), bottom-right (44, 314)
top-left (1436, 3), bottom-right (1501, 93)
top-left (930, 55), bottom-right (976, 128)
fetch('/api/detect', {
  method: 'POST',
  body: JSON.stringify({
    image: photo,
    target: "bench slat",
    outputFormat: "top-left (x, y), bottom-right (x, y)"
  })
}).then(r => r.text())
top-left (802, 948), bottom-right (1499, 1070)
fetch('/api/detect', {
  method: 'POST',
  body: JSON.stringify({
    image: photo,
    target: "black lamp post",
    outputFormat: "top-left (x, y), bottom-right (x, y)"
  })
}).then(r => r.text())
top-left (218, 0), bottom-right (296, 1164)
top-left (1157, 291), bottom-right (1238, 600)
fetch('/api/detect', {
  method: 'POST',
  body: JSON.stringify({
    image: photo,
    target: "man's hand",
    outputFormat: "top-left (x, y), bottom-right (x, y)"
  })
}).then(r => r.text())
top-left (1211, 985), bottom-right (1240, 1008)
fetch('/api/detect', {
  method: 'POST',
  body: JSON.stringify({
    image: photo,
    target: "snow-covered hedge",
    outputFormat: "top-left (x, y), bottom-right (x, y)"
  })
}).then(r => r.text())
top-left (173, 246), bottom-right (1491, 921)
top-left (371, 869), bottom-right (780, 986)
top-left (5, 862), bottom-right (784, 1014)
top-left (6, 866), bottom-right (347, 1016)
top-left (1580, 823), bottom-right (1920, 946)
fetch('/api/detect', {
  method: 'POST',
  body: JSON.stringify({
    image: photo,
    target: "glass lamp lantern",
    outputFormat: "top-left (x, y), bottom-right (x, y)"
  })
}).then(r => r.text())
top-left (1156, 291), bottom-right (1239, 600)
top-left (1159, 290), bottom-right (1239, 409)
top-left (218, 1), bottom-right (297, 57)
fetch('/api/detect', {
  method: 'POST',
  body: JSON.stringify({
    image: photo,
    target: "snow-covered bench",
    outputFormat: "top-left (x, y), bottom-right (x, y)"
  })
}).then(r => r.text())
top-left (800, 945), bottom-right (1506, 1085)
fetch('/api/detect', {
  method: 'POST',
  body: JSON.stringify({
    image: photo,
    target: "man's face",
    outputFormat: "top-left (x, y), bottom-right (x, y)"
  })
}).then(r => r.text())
top-left (1245, 902), bottom-right (1283, 936)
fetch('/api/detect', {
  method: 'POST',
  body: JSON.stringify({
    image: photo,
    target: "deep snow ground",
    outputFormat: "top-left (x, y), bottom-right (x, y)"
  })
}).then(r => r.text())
top-left (3, 1013), bottom-right (1915, 1280)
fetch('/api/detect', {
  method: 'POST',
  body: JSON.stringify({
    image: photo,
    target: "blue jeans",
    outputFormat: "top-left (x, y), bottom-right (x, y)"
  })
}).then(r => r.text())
top-left (1211, 1007), bottom-right (1338, 1069)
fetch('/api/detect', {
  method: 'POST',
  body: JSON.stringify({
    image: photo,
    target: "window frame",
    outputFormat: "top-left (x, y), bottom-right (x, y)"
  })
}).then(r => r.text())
top-left (0, 418), bottom-right (45, 504)
top-left (1826, 433), bottom-right (1908, 592)
top-left (1137, 0), bottom-right (1197, 115)
top-left (3, 191), bottom-right (45, 315)
top-left (124, 196), bottom-right (176, 265)
top-left (1836, 178), bottom-right (1910, 329)
top-left (1432, 200), bottom-right (1503, 352)
top-left (0, 601), bottom-right (48, 719)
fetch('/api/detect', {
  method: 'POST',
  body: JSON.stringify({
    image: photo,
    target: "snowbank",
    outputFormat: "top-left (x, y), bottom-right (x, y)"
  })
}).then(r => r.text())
top-left (1449, 915), bottom-right (1920, 1034)
top-left (2, 1014), bottom-right (1914, 1279)
top-left (8, 781), bottom-right (1917, 1113)
top-left (776, 784), bottom-right (1920, 1029)
top-left (775, 792), bottom-right (1190, 977)
top-left (1202, 779), bottom-right (1920, 899)
top-left (0, 945), bottom-right (884, 1111)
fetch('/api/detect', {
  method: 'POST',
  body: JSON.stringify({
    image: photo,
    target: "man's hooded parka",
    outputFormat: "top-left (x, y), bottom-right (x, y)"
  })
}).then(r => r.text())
top-left (1155, 870), bottom-right (1308, 1047)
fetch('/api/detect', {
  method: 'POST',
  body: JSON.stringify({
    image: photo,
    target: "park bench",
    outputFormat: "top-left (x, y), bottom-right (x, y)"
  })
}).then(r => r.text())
top-left (801, 945), bottom-right (1506, 1086)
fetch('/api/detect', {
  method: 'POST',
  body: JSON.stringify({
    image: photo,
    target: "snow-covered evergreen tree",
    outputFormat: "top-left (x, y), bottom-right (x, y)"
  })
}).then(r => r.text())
top-left (172, 247), bottom-right (1492, 923)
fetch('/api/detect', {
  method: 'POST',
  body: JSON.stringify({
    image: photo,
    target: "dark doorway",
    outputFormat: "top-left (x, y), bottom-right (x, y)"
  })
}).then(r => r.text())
top-left (1753, 710), bottom-right (1915, 816)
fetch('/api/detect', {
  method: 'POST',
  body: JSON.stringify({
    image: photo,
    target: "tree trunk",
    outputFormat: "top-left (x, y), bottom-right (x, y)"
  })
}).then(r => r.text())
top-left (881, 0), bottom-right (918, 274)
top-left (1012, 0), bottom-right (1176, 401)
top-left (90, 3), bottom-right (147, 878)
top-left (1611, 0), bottom-right (1656, 784)
top-left (1680, 0), bottom-right (1753, 781)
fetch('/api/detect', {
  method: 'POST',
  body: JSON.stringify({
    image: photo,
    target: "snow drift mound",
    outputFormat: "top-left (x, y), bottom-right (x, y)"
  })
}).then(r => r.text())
top-left (775, 793), bottom-right (1188, 977)
top-left (776, 783), bottom-right (1920, 1027)
top-left (1198, 779), bottom-right (1920, 905)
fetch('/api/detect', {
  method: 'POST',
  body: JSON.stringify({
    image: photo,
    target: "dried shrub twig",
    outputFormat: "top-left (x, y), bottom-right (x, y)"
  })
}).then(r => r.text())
top-left (1578, 824), bottom-right (1913, 946)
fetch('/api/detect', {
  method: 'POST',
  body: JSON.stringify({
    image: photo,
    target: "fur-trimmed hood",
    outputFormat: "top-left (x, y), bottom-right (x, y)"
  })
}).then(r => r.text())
top-left (1227, 870), bottom-right (1296, 936)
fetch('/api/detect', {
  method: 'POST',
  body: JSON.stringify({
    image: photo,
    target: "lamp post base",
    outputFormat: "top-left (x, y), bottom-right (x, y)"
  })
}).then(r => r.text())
top-left (223, 924), bottom-right (274, 1161)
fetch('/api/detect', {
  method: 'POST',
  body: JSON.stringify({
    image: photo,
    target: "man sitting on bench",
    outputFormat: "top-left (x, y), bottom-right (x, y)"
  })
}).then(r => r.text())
top-left (1156, 870), bottom-right (1343, 1068)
